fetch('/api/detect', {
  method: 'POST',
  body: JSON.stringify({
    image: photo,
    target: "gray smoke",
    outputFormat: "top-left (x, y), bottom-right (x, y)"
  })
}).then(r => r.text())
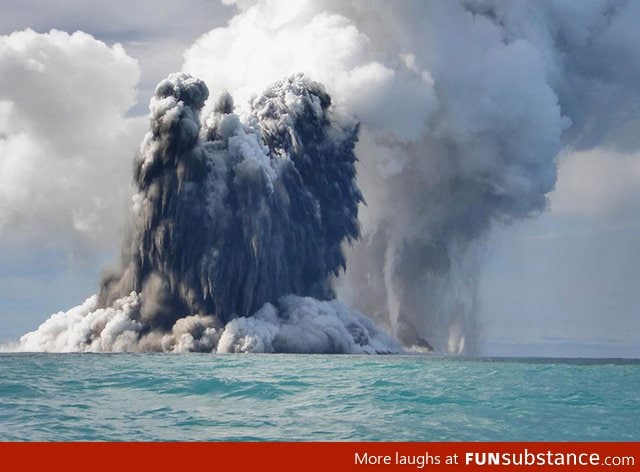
top-left (15, 72), bottom-right (400, 354)
top-left (346, 0), bottom-right (640, 353)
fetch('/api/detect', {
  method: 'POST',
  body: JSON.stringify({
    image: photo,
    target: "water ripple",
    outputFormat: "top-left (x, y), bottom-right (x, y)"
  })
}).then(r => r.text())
top-left (0, 353), bottom-right (638, 441)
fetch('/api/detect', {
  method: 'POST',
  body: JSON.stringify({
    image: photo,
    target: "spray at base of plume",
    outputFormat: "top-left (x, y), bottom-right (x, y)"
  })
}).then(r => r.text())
top-left (16, 293), bottom-right (400, 354)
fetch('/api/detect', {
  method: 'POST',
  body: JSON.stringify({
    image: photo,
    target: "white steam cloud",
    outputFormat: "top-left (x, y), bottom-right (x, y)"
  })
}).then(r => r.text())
top-left (15, 292), bottom-right (398, 354)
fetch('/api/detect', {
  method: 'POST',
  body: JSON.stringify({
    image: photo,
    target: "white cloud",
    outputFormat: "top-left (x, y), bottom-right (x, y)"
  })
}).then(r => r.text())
top-left (0, 29), bottom-right (146, 250)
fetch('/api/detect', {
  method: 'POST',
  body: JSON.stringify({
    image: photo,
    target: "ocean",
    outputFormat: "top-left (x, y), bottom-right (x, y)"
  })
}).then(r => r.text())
top-left (0, 353), bottom-right (638, 441)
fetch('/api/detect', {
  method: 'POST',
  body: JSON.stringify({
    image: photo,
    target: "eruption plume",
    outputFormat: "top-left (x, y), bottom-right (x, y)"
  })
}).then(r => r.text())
top-left (17, 73), bottom-right (399, 354)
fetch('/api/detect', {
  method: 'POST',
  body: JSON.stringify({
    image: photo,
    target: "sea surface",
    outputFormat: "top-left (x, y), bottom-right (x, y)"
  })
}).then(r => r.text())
top-left (0, 353), bottom-right (638, 441)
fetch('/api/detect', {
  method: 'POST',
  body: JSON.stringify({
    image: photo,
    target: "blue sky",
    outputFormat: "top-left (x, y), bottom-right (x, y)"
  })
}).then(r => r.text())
top-left (1, 0), bottom-right (639, 357)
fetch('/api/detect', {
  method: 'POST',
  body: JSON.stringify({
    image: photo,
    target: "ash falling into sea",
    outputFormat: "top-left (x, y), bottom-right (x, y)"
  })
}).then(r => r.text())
top-left (17, 73), bottom-right (401, 354)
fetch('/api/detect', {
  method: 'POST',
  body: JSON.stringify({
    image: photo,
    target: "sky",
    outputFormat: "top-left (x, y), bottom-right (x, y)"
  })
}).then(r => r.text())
top-left (0, 0), bottom-right (639, 357)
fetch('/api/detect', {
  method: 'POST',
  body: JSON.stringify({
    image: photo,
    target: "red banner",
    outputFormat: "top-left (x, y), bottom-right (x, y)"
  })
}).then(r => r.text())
top-left (1, 442), bottom-right (637, 471)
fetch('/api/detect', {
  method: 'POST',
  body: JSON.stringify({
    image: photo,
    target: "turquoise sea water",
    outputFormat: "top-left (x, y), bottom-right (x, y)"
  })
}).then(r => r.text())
top-left (0, 353), bottom-right (638, 441)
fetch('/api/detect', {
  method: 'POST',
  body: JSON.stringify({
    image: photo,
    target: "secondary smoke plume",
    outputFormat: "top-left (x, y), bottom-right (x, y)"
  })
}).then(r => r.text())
top-left (17, 73), bottom-right (399, 354)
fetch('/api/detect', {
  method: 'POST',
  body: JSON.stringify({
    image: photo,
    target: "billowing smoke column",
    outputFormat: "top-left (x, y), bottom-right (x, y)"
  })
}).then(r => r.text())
top-left (100, 72), bottom-right (362, 326)
top-left (18, 73), bottom-right (399, 354)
